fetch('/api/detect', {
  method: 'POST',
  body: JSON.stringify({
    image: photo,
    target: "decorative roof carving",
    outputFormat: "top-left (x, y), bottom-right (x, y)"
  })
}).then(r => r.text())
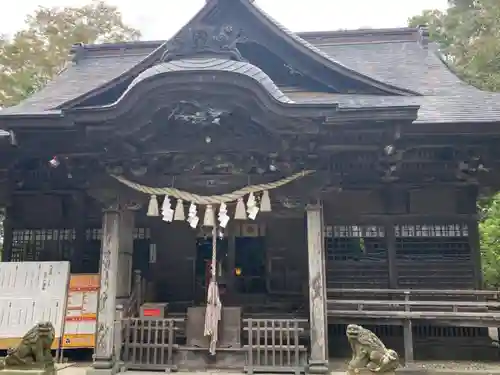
top-left (162, 24), bottom-right (247, 62)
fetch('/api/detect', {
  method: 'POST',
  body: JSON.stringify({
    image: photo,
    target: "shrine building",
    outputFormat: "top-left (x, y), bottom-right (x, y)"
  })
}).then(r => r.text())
top-left (2, 0), bottom-right (500, 373)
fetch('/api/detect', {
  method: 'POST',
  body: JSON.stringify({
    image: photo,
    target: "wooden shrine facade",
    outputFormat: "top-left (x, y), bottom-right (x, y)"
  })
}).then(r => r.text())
top-left (2, 0), bottom-right (500, 372)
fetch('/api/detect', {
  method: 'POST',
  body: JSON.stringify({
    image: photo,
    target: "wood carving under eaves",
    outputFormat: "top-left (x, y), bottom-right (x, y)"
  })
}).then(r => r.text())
top-left (162, 24), bottom-right (248, 62)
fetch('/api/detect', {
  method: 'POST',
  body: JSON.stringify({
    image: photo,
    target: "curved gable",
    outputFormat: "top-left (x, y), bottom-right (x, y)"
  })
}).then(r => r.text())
top-left (176, 0), bottom-right (417, 96)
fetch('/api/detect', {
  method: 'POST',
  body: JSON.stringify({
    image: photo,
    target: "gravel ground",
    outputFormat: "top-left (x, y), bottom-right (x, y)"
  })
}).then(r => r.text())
top-left (410, 361), bottom-right (500, 371)
top-left (329, 359), bottom-right (500, 371)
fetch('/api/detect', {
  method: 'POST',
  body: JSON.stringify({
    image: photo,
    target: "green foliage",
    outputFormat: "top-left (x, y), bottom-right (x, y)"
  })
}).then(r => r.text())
top-left (479, 195), bottom-right (500, 289)
top-left (409, 0), bottom-right (500, 91)
top-left (0, 0), bottom-right (141, 107)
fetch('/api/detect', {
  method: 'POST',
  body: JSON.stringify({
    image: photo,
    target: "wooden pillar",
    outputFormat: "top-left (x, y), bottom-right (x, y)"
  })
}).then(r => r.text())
top-left (382, 187), bottom-right (398, 289)
top-left (306, 203), bottom-right (329, 374)
top-left (468, 218), bottom-right (483, 289)
top-left (403, 320), bottom-right (414, 364)
top-left (461, 186), bottom-right (482, 289)
top-left (385, 222), bottom-right (397, 289)
top-left (226, 224), bottom-right (236, 294)
top-left (92, 204), bottom-right (133, 374)
top-left (403, 292), bottom-right (414, 365)
top-left (2, 205), bottom-right (13, 262)
top-left (117, 209), bottom-right (134, 303)
top-left (71, 192), bottom-right (86, 273)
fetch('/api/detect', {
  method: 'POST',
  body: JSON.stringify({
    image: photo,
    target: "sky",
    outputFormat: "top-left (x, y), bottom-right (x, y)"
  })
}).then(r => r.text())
top-left (0, 0), bottom-right (449, 40)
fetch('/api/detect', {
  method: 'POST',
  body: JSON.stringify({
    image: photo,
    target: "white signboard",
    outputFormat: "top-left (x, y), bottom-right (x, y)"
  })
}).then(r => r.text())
top-left (0, 261), bottom-right (70, 348)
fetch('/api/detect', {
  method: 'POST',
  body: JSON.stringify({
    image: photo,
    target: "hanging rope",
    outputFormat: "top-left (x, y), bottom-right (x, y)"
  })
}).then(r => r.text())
top-left (203, 225), bottom-right (221, 355)
top-left (110, 170), bottom-right (314, 204)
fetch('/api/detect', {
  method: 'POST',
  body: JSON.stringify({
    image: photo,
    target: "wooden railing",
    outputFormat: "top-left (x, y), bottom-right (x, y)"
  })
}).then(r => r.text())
top-left (117, 317), bottom-right (184, 371)
top-left (327, 288), bottom-right (500, 364)
top-left (124, 270), bottom-right (147, 318)
top-left (328, 288), bottom-right (500, 297)
top-left (327, 288), bottom-right (500, 323)
top-left (243, 318), bottom-right (308, 375)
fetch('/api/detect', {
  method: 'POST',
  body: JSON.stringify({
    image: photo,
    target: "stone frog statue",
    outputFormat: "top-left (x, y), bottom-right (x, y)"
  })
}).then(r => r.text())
top-left (346, 324), bottom-right (399, 374)
top-left (0, 321), bottom-right (55, 370)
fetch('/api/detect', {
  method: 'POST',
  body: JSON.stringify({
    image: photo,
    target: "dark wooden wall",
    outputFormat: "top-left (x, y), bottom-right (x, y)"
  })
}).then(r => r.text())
top-left (265, 218), bottom-right (307, 295)
top-left (323, 187), bottom-right (479, 290)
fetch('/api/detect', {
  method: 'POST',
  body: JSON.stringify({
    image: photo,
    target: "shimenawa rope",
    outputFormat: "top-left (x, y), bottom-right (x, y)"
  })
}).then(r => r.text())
top-left (111, 170), bottom-right (314, 204)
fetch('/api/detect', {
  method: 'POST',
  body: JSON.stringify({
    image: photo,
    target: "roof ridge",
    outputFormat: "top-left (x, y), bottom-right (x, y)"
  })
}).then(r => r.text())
top-left (298, 27), bottom-right (419, 39)
top-left (80, 40), bottom-right (166, 51)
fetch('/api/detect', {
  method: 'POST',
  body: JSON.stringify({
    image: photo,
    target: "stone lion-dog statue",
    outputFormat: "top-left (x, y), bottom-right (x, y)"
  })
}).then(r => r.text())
top-left (346, 324), bottom-right (400, 374)
top-left (0, 322), bottom-right (55, 371)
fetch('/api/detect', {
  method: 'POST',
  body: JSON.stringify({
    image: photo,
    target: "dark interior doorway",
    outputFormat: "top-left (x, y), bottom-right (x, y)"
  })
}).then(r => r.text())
top-left (194, 234), bottom-right (267, 299)
top-left (195, 236), bottom-right (228, 301)
top-left (234, 236), bottom-right (266, 294)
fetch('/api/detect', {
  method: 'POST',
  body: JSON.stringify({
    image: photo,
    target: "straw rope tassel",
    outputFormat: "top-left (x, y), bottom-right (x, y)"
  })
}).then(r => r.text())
top-left (147, 195), bottom-right (159, 217)
top-left (174, 199), bottom-right (185, 221)
top-left (203, 204), bottom-right (215, 227)
top-left (260, 190), bottom-right (271, 212)
top-left (234, 197), bottom-right (247, 220)
top-left (204, 225), bottom-right (221, 355)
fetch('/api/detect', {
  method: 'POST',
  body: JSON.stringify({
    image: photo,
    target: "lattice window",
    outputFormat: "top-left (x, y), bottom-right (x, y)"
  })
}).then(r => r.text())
top-left (395, 223), bottom-right (473, 289)
top-left (325, 225), bottom-right (388, 289)
top-left (11, 229), bottom-right (75, 262)
top-left (325, 225), bottom-right (386, 261)
top-left (326, 225), bottom-right (385, 238)
top-left (85, 227), bottom-right (151, 240)
top-left (395, 224), bottom-right (468, 238)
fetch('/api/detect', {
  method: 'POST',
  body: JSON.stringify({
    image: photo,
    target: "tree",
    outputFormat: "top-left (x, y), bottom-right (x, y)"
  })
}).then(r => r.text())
top-left (0, 0), bottom-right (141, 107)
top-left (479, 194), bottom-right (500, 289)
top-left (409, 0), bottom-right (500, 91)
top-left (0, 1), bottom-right (140, 261)
top-left (410, 1), bottom-right (500, 288)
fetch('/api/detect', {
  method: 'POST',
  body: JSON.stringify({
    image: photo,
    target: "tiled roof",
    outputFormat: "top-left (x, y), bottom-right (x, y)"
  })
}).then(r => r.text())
top-left (284, 91), bottom-right (500, 124)
top-left (2, 0), bottom-right (500, 124)
top-left (301, 35), bottom-right (481, 96)
top-left (88, 58), bottom-right (294, 108)
top-left (0, 43), bottom-right (162, 116)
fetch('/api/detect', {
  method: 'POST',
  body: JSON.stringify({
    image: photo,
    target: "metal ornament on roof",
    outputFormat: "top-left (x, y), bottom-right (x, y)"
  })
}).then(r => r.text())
top-left (112, 170), bottom-right (314, 229)
top-left (162, 23), bottom-right (247, 62)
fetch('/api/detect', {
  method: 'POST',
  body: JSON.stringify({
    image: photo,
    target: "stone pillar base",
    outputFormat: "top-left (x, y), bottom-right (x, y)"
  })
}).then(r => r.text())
top-left (308, 359), bottom-right (329, 374)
